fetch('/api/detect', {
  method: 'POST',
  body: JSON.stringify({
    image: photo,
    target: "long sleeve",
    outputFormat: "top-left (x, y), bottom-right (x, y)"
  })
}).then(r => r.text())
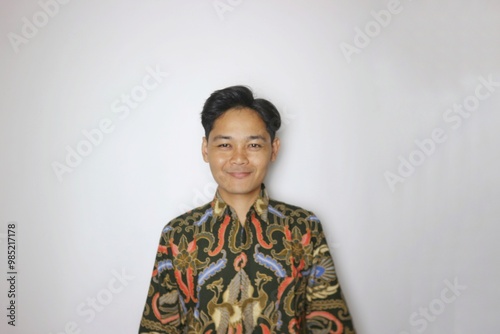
top-left (305, 219), bottom-right (356, 333)
top-left (139, 229), bottom-right (183, 334)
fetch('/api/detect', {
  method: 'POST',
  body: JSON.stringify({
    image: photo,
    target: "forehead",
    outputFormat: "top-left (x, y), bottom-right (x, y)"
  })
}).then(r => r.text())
top-left (211, 108), bottom-right (269, 138)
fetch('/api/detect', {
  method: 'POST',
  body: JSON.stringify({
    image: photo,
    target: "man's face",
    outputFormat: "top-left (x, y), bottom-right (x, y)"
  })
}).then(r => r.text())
top-left (202, 108), bottom-right (280, 203)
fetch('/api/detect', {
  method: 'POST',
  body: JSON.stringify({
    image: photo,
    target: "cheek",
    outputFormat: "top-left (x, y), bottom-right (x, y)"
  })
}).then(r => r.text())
top-left (210, 156), bottom-right (229, 170)
top-left (254, 157), bottom-right (271, 171)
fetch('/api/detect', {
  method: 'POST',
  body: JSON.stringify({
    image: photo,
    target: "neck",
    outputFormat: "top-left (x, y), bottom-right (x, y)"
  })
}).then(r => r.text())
top-left (218, 188), bottom-right (261, 224)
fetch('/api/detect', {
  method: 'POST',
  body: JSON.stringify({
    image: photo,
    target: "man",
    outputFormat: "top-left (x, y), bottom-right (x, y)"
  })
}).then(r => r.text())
top-left (139, 86), bottom-right (356, 333)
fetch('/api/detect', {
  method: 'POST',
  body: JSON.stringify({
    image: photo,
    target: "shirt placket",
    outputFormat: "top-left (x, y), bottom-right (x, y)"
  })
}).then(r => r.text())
top-left (238, 212), bottom-right (250, 331)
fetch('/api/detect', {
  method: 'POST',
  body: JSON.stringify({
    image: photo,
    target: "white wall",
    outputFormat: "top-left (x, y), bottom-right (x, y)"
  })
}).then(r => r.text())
top-left (1, 0), bottom-right (499, 333)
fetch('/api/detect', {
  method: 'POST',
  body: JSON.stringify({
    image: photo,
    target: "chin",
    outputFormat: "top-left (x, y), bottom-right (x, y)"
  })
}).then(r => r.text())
top-left (222, 184), bottom-right (259, 196)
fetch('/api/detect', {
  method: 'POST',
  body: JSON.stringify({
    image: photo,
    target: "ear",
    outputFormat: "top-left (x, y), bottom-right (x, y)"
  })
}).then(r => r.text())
top-left (202, 137), bottom-right (209, 162)
top-left (271, 137), bottom-right (280, 162)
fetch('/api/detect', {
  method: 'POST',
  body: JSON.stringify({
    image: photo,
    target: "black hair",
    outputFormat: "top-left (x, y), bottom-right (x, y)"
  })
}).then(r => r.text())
top-left (201, 85), bottom-right (281, 141)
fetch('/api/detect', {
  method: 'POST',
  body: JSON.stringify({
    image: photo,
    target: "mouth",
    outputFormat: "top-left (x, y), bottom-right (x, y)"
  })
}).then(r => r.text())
top-left (228, 171), bottom-right (252, 179)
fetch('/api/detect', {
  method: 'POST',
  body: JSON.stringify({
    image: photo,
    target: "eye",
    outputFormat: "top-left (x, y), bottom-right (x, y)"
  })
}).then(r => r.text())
top-left (218, 143), bottom-right (230, 148)
top-left (249, 143), bottom-right (262, 149)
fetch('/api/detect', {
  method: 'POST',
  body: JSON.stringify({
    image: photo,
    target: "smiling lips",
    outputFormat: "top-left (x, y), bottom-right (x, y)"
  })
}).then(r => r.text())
top-left (228, 171), bottom-right (252, 179)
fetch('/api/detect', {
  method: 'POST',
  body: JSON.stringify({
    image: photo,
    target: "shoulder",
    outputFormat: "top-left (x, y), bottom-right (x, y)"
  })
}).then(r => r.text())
top-left (267, 199), bottom-right (327, 244)
top-left (268, 198), bottom-right (320, 222)
top-left (161, 201), bottom-right (213, 234)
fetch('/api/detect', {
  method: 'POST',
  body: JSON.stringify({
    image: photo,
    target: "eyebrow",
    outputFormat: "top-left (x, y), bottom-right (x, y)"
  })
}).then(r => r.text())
top-left (212, 135), bottom-right (267, 141)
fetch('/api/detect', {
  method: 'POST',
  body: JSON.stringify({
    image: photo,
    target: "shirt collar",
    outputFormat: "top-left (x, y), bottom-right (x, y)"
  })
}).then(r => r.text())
top-left (211, 183), bottom-right (269, 222)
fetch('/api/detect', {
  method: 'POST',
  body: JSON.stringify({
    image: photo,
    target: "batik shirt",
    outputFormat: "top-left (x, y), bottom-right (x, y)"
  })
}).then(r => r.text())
top-left (139, 184), bottom-right (355, 333)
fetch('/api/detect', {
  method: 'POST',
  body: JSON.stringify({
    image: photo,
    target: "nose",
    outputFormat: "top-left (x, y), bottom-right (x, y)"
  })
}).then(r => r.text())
top-left (230, 147), bottom-right (248, 165)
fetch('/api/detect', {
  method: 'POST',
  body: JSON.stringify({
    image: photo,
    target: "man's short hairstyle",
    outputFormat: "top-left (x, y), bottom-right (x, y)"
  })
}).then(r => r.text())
top-left (201, 85), bottom-right (281, 141)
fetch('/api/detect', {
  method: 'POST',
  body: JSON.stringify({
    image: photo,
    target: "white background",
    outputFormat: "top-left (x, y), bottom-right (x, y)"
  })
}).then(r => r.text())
top-left (1, 0), bottom-right (499, 333)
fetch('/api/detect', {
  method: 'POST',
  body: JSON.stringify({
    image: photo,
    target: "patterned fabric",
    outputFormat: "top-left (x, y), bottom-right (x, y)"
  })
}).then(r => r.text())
top-left (139, 184), bottom-right (355, 333)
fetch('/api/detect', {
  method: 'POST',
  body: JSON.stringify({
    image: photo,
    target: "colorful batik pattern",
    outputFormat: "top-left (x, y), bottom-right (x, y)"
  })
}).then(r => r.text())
top-left (139, 184), bottom-right (355, 333)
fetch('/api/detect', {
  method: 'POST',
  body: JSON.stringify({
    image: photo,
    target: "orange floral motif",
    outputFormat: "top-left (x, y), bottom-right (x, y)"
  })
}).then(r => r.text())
top-left (170, 235), bottom-right (209, 303)
top-left (273, 225), bottom-right (312, 274)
